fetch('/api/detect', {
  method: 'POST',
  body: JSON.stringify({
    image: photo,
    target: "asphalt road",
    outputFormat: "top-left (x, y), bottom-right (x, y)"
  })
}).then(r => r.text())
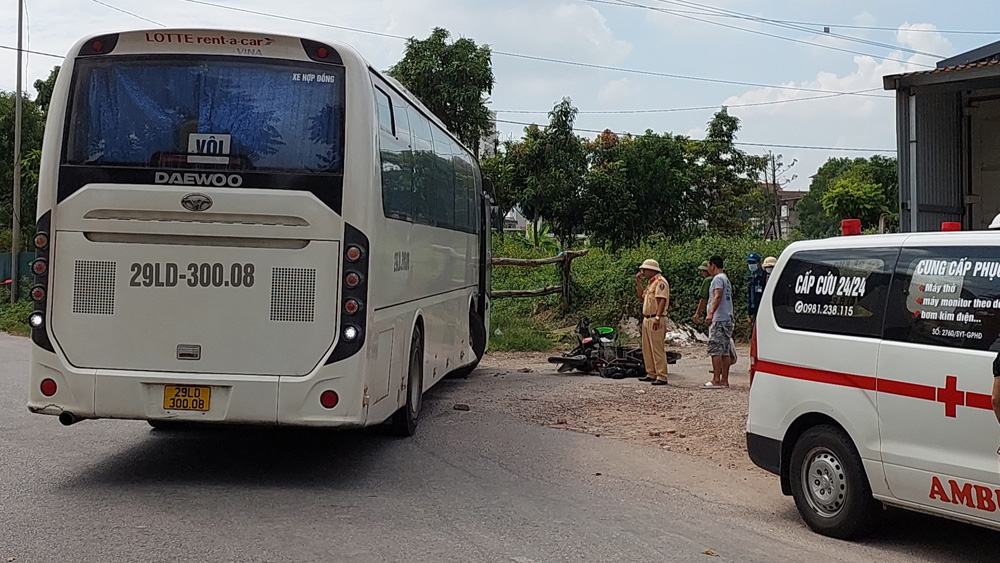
top-left (2, 334), bottom-right (998, 563)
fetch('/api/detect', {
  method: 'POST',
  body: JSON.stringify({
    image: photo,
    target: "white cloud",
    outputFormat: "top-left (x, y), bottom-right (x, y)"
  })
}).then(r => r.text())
top-left (598, 77), bottom-right (642, 105)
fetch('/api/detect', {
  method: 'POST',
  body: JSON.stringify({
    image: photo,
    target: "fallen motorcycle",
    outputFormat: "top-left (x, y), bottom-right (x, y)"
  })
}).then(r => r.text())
top-left (548, 318), bottom-right (681, 376)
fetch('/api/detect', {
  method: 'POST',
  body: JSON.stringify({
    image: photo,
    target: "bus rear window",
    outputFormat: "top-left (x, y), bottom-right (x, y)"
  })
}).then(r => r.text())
top-left (65, 57), bottom-right (345, 174)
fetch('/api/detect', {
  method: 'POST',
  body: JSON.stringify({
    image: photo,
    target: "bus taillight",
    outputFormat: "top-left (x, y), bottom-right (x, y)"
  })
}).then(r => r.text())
top-left (344, 299), bottom-right (361, 315)
top-left (345, 271), bottom-right (362, 288)
top-left (30, 286), bottom-right (46, 302)
top-left (346, 246), bottom-right (363, 262)
top-left (31, 258), bottom-right (47, 276)
top-left (33, 232), bottom-right (48, 250)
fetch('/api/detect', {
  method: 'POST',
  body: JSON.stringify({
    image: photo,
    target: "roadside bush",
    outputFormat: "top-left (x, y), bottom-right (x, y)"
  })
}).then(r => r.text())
top-left (489, 236), bottom-right (793, 349)
top-left (0, 299), bottom-right (31, 336)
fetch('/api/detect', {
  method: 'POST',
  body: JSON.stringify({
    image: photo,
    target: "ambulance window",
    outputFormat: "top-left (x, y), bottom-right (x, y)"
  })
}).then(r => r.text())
top-left (884, 247), bottom-right (1000, 351)
top-left (771, 248), bottom-right (898, 338)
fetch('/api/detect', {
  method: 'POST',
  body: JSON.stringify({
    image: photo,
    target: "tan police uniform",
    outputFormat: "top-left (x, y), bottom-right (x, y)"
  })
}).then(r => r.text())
top-left (642, 273), bottom-right (670, 382)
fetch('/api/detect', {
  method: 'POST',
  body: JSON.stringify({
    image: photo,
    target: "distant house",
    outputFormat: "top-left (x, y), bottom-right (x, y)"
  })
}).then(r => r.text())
top-left (504, 207), bottom-right (529, 233)
top-left (760, 183), bottom-right (807, 240)
top-left (480, 111), bottom-right (499, 158)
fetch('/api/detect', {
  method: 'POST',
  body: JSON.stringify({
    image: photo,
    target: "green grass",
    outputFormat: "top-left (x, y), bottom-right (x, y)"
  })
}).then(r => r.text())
top-left (487, 308), bottom-right (555, 352)
top-left (0, 300), bottom-right (32, 336)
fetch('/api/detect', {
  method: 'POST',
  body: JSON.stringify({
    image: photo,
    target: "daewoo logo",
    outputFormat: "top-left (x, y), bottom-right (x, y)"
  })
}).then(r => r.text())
top-left (181, 193), bottom-right (213, 212)
top-left (154, 171), bottom-right (243, 187)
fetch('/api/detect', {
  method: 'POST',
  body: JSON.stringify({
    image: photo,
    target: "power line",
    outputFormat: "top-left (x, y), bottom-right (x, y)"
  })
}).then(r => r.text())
top-left (90, 0), bottom-right (166, 27)
top-left (581, 0), bottom-right (1000, 35)
top-left (603, 0), bottom-right (937, 66)
top-left (495, 88), bottom-right (886, 115)
top-left (644, 0), bottom-right (942, 58)
top-left (494, 118), bottom-right (895, 152)
top-left (0, 44), bottom-right (62, 59)
top-left (178, 0), bottom-right (891, 99)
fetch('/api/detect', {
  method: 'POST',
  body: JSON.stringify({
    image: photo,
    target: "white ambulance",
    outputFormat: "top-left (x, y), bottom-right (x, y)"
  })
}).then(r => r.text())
top-left (747, 223), bottom-right (1000, 539)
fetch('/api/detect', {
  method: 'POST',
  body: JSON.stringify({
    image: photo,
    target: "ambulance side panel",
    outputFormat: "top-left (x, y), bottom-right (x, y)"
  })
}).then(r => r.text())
top-left (748, 239), bottom-right (904, 498)
top-left (876, 235), bottom-right (1000, 524)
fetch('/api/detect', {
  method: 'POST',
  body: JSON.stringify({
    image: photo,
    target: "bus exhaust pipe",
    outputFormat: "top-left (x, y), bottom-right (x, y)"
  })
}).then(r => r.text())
top-left (58, 412), bottom-right (80, 426)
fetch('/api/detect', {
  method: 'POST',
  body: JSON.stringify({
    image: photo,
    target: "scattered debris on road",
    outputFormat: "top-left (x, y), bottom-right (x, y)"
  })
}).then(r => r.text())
top-left (453, 403), bottom-right (471, 411)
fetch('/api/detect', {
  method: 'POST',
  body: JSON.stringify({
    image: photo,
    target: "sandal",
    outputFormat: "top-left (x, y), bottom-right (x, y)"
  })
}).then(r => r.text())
top-left (701, 382), bottom-right (725, 389)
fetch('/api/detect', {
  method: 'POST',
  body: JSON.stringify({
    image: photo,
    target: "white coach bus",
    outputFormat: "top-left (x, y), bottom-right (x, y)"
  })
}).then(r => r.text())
top-left (26, 29), bottom-right (492, 436)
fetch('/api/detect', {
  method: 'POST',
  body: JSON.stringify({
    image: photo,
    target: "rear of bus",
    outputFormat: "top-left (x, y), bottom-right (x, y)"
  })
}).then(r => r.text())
top-left (28, 30), bottom-right (370, 427)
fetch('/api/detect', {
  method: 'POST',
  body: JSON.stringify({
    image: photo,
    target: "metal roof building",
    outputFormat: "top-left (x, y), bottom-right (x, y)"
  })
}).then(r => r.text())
top-left (884, 41), bottom-right (1000, 231)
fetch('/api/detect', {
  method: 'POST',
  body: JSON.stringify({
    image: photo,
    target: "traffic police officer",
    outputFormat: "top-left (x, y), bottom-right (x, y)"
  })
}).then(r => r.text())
top-left (635, 259), bottom-right (670, 385)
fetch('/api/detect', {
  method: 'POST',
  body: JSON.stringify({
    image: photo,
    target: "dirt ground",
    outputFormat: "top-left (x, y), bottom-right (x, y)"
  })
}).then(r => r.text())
top-left (461, 342), bottom-right (759, 473)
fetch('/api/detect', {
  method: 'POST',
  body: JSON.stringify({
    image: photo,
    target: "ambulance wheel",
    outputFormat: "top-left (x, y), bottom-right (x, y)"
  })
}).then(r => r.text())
top-left (789, 425), bottom-right (881, 539)
top-left (447, 308), bottom-right (487, 379)
top-left (391, 326), bottom-right (424, 437)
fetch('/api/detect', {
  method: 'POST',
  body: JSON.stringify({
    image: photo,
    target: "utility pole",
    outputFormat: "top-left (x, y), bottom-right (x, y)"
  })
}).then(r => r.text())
top-left (11, 0), bottom-right (24, 303)
top-left (770, 154), bottom-right (783, 240)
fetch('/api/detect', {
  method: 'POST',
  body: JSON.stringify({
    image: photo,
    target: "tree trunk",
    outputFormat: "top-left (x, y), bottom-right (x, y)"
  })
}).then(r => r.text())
top-left (532, 216), bottom-right (540, 247)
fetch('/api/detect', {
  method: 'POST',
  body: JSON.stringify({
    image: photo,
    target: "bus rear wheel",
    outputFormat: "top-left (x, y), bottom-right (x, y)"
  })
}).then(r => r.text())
top-left (447, 308), bottom-right (487, 379)
top-left (391, 326), bottom-right (424, 437)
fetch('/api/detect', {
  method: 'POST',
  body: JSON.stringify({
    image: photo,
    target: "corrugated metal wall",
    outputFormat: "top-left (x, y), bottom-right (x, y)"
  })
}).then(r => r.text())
top-left (896, 92), bottom-right (912, 231)
top-left (906, 89), bottom-right (965, 232)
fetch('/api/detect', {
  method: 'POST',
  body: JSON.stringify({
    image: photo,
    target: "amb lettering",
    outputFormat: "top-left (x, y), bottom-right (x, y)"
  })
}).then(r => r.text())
top-left (393, 251), bottom-right (410, 273)
top-left (929, 476), bottom-right (1000, 513)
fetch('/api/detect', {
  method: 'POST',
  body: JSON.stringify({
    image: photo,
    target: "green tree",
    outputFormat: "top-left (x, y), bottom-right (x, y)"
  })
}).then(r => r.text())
top-left (502, 99), bottom-right (587, 247)
top-left (796, 157), bottom-right (853, 238)
top-left (33, 66), bottom-right (60, 113)
top-left (797, 156), bottom-right (898, 237)
top-left (388, 28), bottom-right (494, 156)
top-left (0, 91), bottom-right (46, 247)
top-left (480, 148), bottom-right (519, 240)
top-left (687, 109), bottom-right (767, 235)
top-left (821, 156), bottom-right (899, 230)
top-left (583, 129), bottom-right (694, 249)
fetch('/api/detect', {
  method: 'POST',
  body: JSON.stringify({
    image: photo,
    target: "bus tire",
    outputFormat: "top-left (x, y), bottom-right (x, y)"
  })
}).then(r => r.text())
top-left (447, 308), bottom-right (487, 379)
top-left (788, 425), bottom-right (881, 539)
top-left (391, 326), bottom-right (424, 437)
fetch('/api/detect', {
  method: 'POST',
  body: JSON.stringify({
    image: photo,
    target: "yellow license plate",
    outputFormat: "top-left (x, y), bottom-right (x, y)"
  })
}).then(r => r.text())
top-left (163, 385), bottom-right (211, 412)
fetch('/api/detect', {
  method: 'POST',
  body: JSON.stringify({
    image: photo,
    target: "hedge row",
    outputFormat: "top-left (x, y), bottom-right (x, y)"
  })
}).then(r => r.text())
top-left (489, 236), bottom-right (792, 348)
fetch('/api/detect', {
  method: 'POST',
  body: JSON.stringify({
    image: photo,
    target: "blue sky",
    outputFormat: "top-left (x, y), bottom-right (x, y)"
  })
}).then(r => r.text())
top-left (2, 0), bottom-right (998, 189)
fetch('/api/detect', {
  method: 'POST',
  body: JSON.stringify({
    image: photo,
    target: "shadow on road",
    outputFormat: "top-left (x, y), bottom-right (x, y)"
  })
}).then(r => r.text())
top-left (774, 502), bottom-right (1000, 561)
top-left (62, 424), bottom-right (401, 490)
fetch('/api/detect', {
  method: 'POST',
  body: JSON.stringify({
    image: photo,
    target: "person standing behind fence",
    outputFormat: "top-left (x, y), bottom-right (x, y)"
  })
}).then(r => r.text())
top-left (704, 255), bottom-right (735, 389)
top-left (635, 259), bottom-right (670, 385)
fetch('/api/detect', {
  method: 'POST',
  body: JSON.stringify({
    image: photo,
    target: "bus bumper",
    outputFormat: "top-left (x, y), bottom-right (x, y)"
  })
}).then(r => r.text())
top-left (29, 347), bottom-right (368, 427)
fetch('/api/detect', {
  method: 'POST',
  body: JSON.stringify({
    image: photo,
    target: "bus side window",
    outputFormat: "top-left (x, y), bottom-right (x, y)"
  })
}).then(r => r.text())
top-left (408, 108), bottom-right (435, 227)
top-left (375, 88), bottom-right (394, 135)
top-left (430, 129), bottom-right (456, 230)
top-left (376, 87), bottom-right (410, 221)
top-left (454, 152), bottom-right (475, 233)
